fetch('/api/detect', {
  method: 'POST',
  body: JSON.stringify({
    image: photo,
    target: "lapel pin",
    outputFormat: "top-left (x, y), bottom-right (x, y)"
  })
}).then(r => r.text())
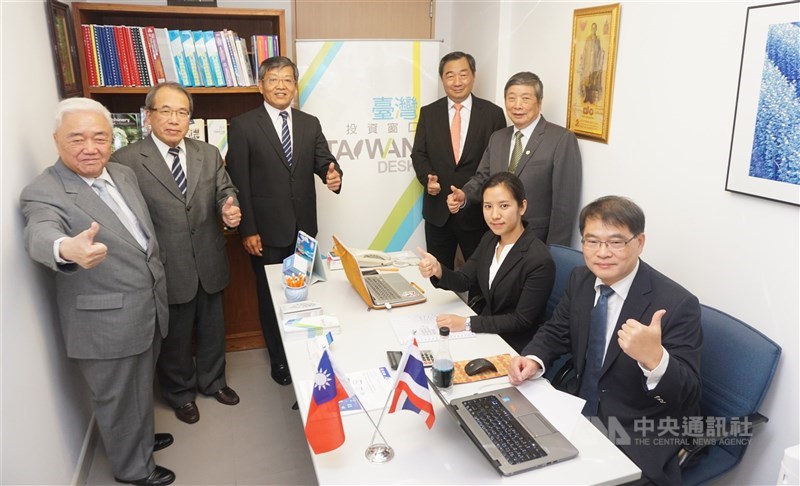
top-left (525, 150), bottom-right (531, 155)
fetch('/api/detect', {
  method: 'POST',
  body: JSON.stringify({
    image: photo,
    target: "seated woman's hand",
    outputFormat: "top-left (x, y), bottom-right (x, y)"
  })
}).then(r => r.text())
top-left (436, 313), bottom-right (466, 332)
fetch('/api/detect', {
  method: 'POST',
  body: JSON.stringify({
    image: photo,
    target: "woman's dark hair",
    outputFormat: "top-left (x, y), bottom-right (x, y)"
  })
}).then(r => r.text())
top-left (482, 172), bottom-right (527, 206)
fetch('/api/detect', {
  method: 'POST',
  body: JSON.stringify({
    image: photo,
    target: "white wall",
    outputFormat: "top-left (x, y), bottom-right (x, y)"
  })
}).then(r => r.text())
top-left (442, 1), bottom-right (799, 484)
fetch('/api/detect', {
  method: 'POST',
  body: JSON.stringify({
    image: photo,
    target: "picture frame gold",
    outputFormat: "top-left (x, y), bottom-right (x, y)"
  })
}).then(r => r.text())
top-left (566, 3), bottom-right (621, 143)
top-left (45, 0), bottom-right (82, 99)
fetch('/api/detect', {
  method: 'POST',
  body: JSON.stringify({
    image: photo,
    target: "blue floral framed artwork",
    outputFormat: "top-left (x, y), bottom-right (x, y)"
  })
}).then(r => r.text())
top-left (726, 1), bottom-right (799, 206)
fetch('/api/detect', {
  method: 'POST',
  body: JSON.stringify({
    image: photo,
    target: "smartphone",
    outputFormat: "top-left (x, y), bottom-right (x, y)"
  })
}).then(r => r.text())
top-left (387, 350), bottom-right (434, 370)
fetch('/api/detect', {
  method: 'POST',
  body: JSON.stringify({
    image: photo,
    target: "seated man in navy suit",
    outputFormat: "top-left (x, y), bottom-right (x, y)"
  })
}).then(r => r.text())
top-left (508, 195), bottom-right (702, 485)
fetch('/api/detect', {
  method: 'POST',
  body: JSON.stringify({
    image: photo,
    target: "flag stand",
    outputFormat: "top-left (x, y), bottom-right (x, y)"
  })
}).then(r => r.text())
top-left (350, 394), bottom-right (395, 463)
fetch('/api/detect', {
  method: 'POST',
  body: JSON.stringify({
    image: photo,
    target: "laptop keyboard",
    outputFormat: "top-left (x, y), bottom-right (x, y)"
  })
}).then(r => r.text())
top-left (462, 395), bottom-right (547, 465)
top-left (364, 275), bottom-right (401, 302)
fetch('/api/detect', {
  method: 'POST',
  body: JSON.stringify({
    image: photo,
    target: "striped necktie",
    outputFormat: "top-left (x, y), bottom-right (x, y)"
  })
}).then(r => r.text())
top-left (280, 111), bottom-right (292, 166)
top-left (168, 147), bottom-right (187, 196)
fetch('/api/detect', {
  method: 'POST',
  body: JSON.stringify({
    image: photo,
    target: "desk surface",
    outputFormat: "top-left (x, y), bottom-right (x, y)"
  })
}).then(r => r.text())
top-left (267, 264), bottom-right (641, 485)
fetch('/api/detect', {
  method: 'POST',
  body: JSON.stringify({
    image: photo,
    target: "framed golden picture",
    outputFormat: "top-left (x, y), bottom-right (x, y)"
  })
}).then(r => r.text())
top-left (566, 3), bottom-right (621, 143)
top-left (46, 0), bottom-right (82, 99)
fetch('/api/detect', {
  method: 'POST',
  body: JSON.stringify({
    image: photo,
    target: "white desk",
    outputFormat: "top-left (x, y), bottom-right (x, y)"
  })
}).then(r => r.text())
top-left (266, 264), bottom-right (641, 485)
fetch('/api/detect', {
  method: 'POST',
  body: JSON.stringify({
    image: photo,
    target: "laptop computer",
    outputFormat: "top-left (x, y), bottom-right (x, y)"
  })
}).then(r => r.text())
top-left (332, 234), bottom-right (426, 310)
top-left (428, 378), bottom-right (579, 476)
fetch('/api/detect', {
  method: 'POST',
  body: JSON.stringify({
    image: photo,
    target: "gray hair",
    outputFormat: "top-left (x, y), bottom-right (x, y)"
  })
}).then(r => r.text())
top-left (258, 56), bottom-right (299, 82)
top-left (53, 97), bottom-right (112, 133)
top-left (145, 82), bottom-right (194, 113)
top-left (504, 72), bottom-right (544, 102)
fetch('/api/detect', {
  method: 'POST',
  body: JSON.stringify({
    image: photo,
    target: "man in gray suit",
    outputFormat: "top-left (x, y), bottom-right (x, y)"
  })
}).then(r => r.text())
top-left (20, 98), bottom-right (174, 485)
top-left (448, 72), bottom-right (582, 246)
top-left (112, 82), bottom-right (242, 425)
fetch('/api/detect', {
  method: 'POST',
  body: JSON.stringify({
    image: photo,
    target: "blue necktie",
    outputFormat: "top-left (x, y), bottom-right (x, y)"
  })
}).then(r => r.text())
top-left (168, 147), bottom-right (187, 196)
top-left (580, 285), bottom-right (615, 416)
top-left (92, 179), bottom-right (148, 250)
top-left (280, 111), bottom-right (292, 166)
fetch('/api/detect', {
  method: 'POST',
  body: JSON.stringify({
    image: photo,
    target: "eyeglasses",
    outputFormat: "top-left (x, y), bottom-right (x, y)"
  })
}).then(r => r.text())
top-left (151, 107), bottom-right (191, 119)
top-left (581, 234), bottom-right (638, 251)
top-left (262, 77), bottom-right (296, 87)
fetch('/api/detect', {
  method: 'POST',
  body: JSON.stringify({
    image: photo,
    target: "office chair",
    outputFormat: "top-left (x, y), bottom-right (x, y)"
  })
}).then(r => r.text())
top-left (542, 244), bottom-right (584, 390)
top-left (679, 304), bottom-right (781, 485)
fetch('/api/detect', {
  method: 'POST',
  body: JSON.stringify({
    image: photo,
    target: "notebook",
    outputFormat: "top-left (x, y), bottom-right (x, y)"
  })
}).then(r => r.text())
top-left (428, 379), bottom-right (579, 476)
top-left (332, 234), bottom-right (426, 310)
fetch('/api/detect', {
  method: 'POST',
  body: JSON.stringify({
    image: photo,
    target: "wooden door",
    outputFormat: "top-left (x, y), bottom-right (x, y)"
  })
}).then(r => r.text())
top-left (294, 0), bottom-right (434, 39)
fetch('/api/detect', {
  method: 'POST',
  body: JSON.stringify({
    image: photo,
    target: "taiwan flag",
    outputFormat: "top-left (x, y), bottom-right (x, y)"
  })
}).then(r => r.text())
top-left (304, 349), bottom-right (351, 454)
top-left (388, 338), bottom-right (435, 429)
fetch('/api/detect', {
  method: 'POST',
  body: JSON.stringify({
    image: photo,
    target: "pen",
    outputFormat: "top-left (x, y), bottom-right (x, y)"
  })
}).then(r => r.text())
top-left (377, 267), bottom-right (399, 272)
top-left (410, 282), bottom-right (425, 294)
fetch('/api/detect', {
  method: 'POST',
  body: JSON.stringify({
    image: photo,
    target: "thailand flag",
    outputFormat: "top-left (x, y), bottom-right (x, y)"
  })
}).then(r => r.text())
top-left (388, 338), bottom-right (435, 429)
top-left (304, 349), bottom-right (351, 454)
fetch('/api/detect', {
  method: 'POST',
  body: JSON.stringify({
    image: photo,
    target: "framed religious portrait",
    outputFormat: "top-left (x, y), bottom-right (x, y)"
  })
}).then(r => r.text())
top-left (566, 3), bottom-right (621, 143)
top-left (725, 0), bottom-right (799, 206)
top-left (46, 0), bottom-right (82, 99)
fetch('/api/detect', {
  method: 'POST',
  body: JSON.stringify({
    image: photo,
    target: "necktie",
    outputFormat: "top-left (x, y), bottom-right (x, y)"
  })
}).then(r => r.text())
top-left (508, 131), bottom-right (523, 173)
top-left (280, 111), bottom-right (292, 166)
top-left (579, 285), bottom-right (615, 416)
top-left (451, 103), bottom-right (462, 164)
top-left (167, 147), bottom-right (187, 196)
top-left (92, 179), bottom-right (148, 250)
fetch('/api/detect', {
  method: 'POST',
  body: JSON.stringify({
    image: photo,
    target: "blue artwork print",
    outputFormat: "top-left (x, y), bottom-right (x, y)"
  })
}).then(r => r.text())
top-left (748, 22), bottom-right (800, 185)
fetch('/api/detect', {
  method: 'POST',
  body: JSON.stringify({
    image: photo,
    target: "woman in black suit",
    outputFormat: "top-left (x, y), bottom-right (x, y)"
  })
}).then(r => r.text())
top-left (417, 172), bottom-right (555, 352)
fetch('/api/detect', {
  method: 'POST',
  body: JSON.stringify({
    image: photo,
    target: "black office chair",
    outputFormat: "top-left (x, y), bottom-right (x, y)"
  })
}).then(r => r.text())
top-left (678, 304), bottom-right (782, 485)
top-left (541, 244), bottom-right (584, 391)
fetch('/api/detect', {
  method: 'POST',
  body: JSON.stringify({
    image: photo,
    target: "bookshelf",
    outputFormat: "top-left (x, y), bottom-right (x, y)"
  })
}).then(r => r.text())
top-left (70, 2), bottom-right (286, 120)
top-left (71, 2), bottom-right (284, 351)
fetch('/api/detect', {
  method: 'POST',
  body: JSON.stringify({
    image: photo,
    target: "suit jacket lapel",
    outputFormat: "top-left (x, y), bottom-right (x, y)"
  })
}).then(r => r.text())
top-left (516, 116), bottom-right (548, 174)
top-left (460, 98), bottom-right (481, 165)
top-left (289, 108), bottom-right (302, 171)
top-left (600, 261), bottom-right (652, 376)
top-left (140, 135), bottom-right (185, 201)
top-left (107, 164), bottom-right (154, 253)
top-left (488, 229), bottom-right (532, 300)
top-left (58, 160), bottom-right (143, 252)
top-left (256, 108), bottom-right (291, 170)
top-left (183, 139), bottom-right (201, 202)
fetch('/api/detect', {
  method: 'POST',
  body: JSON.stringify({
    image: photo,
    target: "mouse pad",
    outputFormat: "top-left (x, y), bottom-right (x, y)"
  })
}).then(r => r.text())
top-left (453, 354), bottom-right (512, 384)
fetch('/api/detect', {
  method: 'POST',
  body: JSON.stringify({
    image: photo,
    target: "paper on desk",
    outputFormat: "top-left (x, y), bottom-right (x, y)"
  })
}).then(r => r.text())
top-left (299, 366), bottom-right (395, 416)
top-left (516, 379), bottom-right (586, 438)
top-left (390, 307), bottom-right (476, 344)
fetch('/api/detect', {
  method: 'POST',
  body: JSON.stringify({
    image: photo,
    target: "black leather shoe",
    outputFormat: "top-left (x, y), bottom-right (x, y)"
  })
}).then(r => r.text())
top-left (115, 465), bottom-right (175, 485)
top-left (271, 363), bottom-right (292, 386)
top-left (212, 386), bottom-right (240, 406)
top-left (174, 401), bottom-right (199, 424)
top-left (153, 433), bottom-right (173, 452)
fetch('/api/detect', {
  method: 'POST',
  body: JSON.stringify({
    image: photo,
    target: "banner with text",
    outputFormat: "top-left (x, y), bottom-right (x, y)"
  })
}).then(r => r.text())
top-left (296, 40), bottom-right (440, 254)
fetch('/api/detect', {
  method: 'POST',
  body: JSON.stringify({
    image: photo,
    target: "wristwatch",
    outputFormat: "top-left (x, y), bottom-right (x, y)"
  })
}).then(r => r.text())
top-left (465, 317), bottom-right (472, 332)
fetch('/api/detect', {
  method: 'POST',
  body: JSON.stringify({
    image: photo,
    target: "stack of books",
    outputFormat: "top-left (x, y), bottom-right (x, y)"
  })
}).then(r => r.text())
top-left (80, 24), bottom-right (279, 88)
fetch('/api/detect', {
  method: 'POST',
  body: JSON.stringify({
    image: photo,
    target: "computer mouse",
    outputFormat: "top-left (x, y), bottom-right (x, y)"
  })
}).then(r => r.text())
top-left (464, 358), bottom-right (498, 376)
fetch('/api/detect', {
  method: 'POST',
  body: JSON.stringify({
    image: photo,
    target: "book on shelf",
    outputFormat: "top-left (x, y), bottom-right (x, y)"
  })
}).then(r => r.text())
top-left (187, 118), bottom-right (206, 142)
top-left (207, 119), bottom-right (228, 158)
top-left (214, 31), bottom-right (235, 87)
top-left (180, 30), bottom-right (202, 86)
top-left (192, 31), bottom-right (215, 87)
top-left (111, 113), bottom-right (143, 152)
top-left (143, 26), bottom-right (167, 84)
top-left (168, 29), bottom-right (192, 86)
top-left (203, 31), bottom-right (225, 87)
top-left (130, 27), bottom-right (152, 86)
top-left (81, 24), bottom-right (100, 87)
top-left (154, 28), bottom-right (179, 83)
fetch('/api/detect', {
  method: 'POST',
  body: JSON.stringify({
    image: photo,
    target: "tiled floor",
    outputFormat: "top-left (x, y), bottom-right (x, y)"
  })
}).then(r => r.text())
top-left (86, 349), bottom-right (318, 485)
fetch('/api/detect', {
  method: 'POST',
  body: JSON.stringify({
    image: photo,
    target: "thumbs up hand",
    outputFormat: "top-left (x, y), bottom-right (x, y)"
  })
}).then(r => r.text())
top-left (426, 174), bottom-right (441, 196)
top-left (618, 309), bottom-right (666, 370)
top-left (59, 222), bottom-right (108, 269)
top-left (221, 196), bottom-right (241, 228)
top-left (447, 186), bottom-right (466, 214)
top-left (416, 246), bottom-right (442, 279)
top-left (325, 163), bottom-right (341, 192)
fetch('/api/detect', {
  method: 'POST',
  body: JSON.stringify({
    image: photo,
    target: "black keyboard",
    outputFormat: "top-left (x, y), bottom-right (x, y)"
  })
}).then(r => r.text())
top-left (462, 395), bottom-right (547, 465)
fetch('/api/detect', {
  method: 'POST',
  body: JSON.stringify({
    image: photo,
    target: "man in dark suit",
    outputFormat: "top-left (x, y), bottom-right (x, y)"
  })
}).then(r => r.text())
top-left (226, 56), bottom-right (343, 386)
top-left (448, 72), bottom-right (582, 246)
top-left (20, 98), bottom-right (175, 486)
top-left (112, 82), bottom-right (242, 425)
top-left (508, 196), bottom-right (703, 485)
top-left (411, 51), bottom-right (506, 269)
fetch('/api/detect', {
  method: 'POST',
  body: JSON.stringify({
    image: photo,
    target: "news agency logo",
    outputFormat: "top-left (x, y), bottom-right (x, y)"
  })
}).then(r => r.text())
top-left (590, 416), bottom-right (755, 447)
